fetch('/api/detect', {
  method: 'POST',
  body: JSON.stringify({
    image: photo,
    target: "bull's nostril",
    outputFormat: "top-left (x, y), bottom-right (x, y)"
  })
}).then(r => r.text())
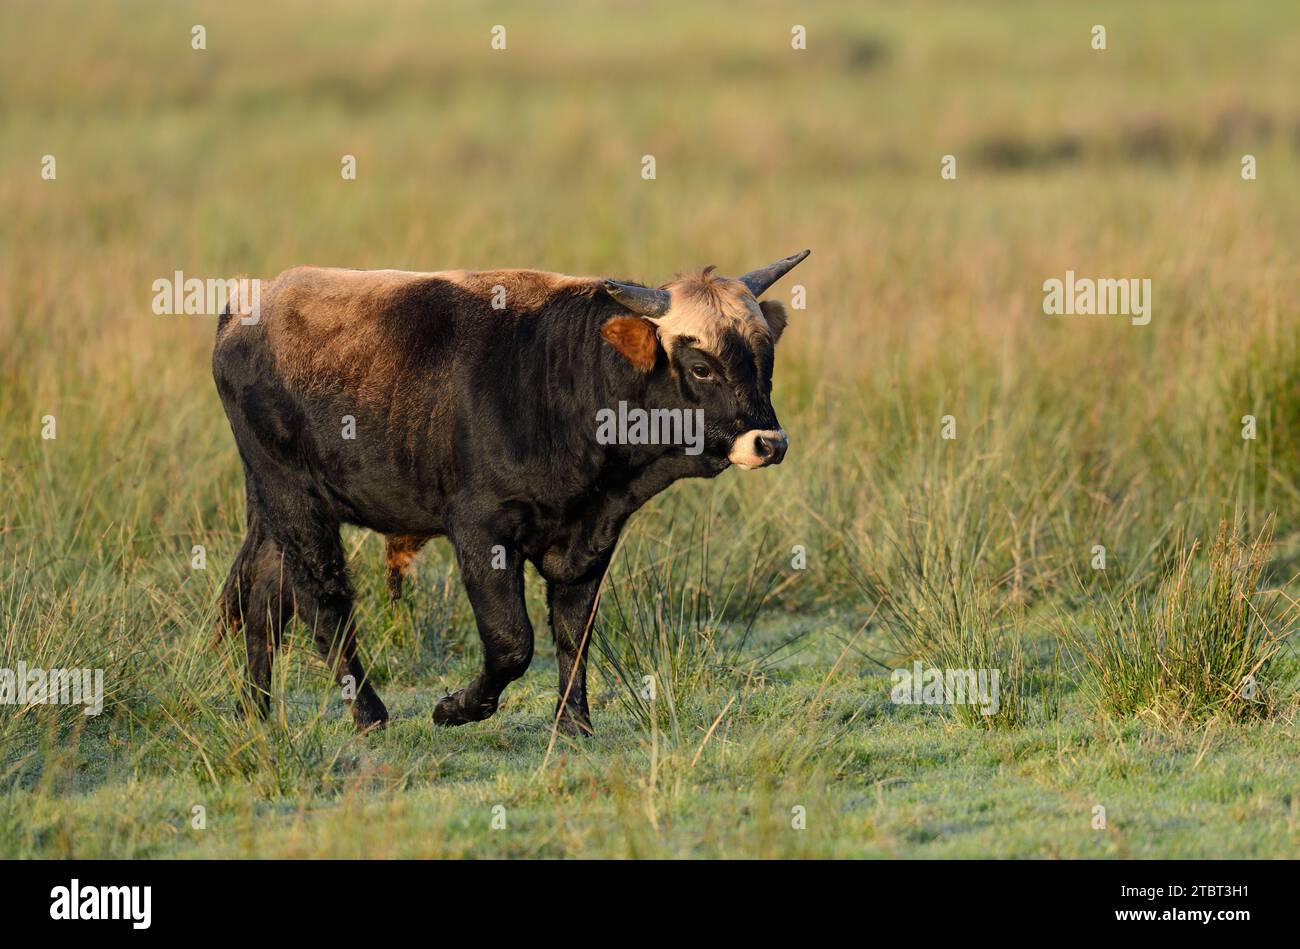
top-left (731, 430), bottom-right (788, 468)
top-left (767, 432), bottom-right (788, 465)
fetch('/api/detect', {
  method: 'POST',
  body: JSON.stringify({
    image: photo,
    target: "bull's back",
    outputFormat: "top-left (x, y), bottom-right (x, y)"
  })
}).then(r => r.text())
top-left (211, 266), bottom-right (593, 532)
top-left (219, 266), bottom-right (594, 393)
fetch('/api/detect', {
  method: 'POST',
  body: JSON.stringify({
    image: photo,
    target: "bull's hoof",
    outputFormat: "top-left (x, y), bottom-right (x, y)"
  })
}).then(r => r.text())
top-left (244, 689), bottom-right (272, 722)
top-left (556, 706), bottom-right (594, 738)
top-left (352, 696), bottom-right (389, 734)
top-left (432, 694), bottom-right (470, 727)
top-left (433, 690), bottom-right (496, 727)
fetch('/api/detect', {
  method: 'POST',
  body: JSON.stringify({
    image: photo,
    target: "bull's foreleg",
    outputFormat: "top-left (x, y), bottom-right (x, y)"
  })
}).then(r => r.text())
top-left (545, 557), bottom-right (610, 737)
top-left (435, 523), bottom-right (533, 727)
top-left (536, 473), bottom-right (687, 736)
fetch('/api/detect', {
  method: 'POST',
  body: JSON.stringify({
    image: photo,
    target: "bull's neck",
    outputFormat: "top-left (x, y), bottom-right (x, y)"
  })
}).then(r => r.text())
top-left (539, 297), bottom-right (662, 469)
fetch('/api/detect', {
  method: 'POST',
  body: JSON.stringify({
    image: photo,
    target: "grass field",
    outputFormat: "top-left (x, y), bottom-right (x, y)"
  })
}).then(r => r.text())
top-left (2, 0), bottom-right (1299, 858)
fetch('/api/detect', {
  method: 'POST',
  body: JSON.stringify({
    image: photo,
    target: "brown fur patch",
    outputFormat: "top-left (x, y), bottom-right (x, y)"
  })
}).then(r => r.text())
top-left (237, 267), bottom-right (601, 398)
top-left (601, 316), bottom-right (659, 371)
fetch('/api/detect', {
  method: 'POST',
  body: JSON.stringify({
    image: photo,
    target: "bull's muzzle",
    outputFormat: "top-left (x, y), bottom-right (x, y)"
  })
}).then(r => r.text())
top-left (728, 429), bottom-right (788, 469)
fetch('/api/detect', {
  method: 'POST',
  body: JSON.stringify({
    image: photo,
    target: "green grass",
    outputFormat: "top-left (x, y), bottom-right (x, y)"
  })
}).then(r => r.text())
top-left (2, 0), bottom-right (1299, 858)
top-left (3, 609), bottom-right (1298, 858)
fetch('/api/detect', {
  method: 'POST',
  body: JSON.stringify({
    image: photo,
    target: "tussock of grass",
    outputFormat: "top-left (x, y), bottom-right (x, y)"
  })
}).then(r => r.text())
top-left (857, 497), bottom-right (1030, 729)
top-left (1066, 522), bottom-right (1295, 725)
top-left (593, 522), bottom-right (795, 740)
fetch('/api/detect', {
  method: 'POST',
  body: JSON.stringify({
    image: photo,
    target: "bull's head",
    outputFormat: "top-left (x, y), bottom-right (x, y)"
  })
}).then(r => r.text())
top-left (601, 250), bottom-right (809, 470)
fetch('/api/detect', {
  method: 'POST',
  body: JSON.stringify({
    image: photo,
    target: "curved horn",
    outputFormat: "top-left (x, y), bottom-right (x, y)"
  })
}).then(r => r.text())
top-left (739, 249), bottom-right (811, 297)
top-left (604, 280), bottom-right (671, 318)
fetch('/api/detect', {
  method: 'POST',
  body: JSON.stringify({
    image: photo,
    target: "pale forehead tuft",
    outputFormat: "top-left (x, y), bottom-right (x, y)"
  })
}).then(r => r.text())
top-left (652, 268), bottom-right (773, 352)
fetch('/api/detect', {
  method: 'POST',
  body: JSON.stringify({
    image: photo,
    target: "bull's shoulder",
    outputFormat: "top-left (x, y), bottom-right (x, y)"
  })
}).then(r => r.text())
top-left (407, 268), bottom-right (603, 314)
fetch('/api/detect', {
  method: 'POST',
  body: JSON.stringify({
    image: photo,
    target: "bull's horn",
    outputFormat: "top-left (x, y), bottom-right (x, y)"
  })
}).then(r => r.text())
top-left (738, 249), bottom-right (810, 297)
top-left (604, 280), bottom-right (671, 317)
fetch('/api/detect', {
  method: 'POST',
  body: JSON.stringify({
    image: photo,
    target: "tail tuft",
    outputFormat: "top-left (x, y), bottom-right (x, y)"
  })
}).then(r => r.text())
top-left (217, 298), bottom-right (234, 336)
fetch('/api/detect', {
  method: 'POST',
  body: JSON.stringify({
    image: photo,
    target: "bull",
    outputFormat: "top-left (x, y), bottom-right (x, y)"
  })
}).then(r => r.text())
top-left (212, 250), bottom-right (808, 735)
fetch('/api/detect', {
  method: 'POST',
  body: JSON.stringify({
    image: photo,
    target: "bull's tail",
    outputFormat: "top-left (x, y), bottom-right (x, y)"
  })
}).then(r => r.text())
top-left (216, 296), bottom-right (235, 337)
top-left (216, 276), bottom-right (255, 338)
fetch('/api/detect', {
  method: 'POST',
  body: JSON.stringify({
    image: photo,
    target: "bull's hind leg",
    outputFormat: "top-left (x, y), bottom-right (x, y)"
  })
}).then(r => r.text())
top-left (219, 514), bottom-right (292, 719)
top-left (263, 506), bottom-right (389, 732)
top-left (434, 516), bottom-right (533, 726)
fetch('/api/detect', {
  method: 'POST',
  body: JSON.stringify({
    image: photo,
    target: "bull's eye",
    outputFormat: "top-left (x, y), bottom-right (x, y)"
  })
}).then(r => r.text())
top-left (690, 364), bottom-right (713, 381)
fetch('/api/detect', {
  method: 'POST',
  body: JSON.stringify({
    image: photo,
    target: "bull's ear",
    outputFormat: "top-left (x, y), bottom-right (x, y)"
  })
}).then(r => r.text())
top-left (759, 300), bottom-right (788, 343)
top-left (601, 316), bottom-right (660, 371)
